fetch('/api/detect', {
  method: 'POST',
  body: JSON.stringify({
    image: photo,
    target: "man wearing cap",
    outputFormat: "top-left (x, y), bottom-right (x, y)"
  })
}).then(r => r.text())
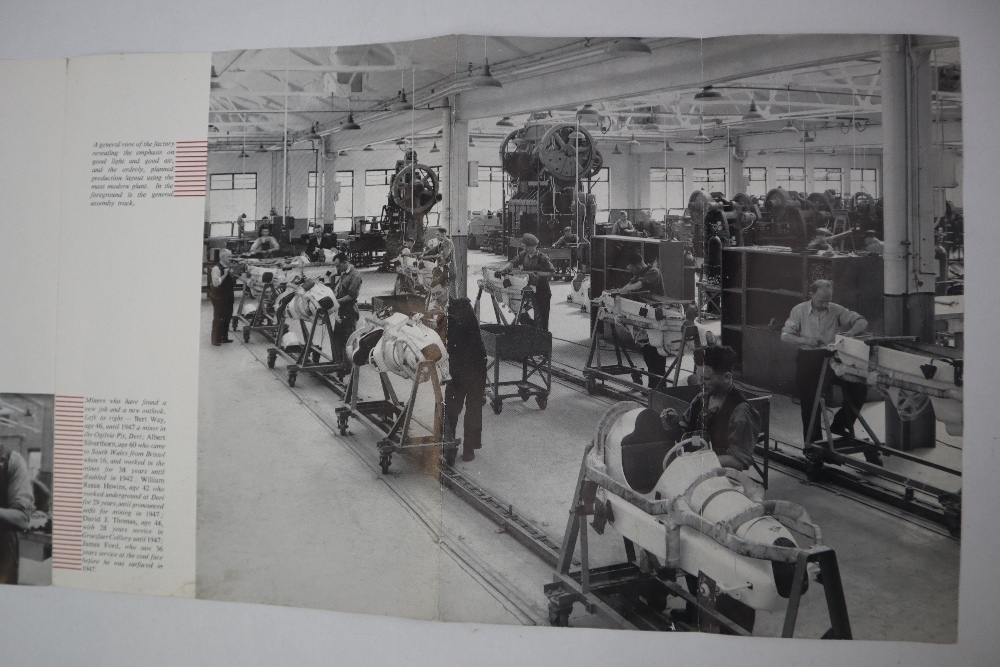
top-left (552, 227), bottom-right (579, 249)
top-left (619, 251), bottom-right (667, 386)
top-left (862, 230), bottom-right (884, 255)
top-left (249, 224), bottom-right (281, 257)
top-left (781, 280), bottom-right (874, 458)
top-left (422, 226), bottom-right (455, 274)
top-left (660, 345), bottom-right (759, 471)
top-left (807, 226), bottom-right (851, 252)
top-left (329, 252), bottom-right (363, 368)
top-left (498, 234), bottom-right (556, 330)
top-left (208, 249), bottom-right (236, 346)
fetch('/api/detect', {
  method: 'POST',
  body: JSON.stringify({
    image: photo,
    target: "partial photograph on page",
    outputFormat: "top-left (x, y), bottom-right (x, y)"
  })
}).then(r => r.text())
top-left (196, 35), bottom-right (964, 641)
top-left (1, 394), bottom-right (55, 586)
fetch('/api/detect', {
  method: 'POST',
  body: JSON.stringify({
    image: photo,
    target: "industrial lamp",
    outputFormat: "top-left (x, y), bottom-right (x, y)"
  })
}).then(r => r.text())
top-left (628, 134), bottom-right (640, 146)
top-left (694, 85), bottom-right (723, 100)
top-left (429, 142), bottom-right (440, 153)
top-left (576, 104), bottom-right (599, 118)
top-left (343, 113), bottom-right (361, 130)
top-left (363, 144), bottom-right (374, 152)
top-left (390, 90), bottom-right (413, 111)
top-left (604, 38), bottom-right (652, 57)
top-left (464, 61), bottom-right (503, 89)
top-left (612, 144), bottom-right (622, 155)
top-left (496, 117), bottom-right (515, 127)
top-left (742, 98), bottom-right (763, 121)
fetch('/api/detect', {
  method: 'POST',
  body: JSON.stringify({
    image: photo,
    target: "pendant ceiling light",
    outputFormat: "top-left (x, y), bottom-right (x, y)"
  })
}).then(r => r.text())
top-left (429, 142), bottom-right (440, 153)
top-left (576, 104), bottom-right (599, 118)
top-left (612, 144), bottom-right (622, 155)
top-left (304, 122), bottom-right (322, 140)
top-left (363, 144), bottom-right (374, 152)
top-left (338, 150), bottom-right (348, 157)
top-left (686, 150), bottom-right (697, 156)
top-left (395, 136), bottom-right (407, 148)
top-left (628, 134), bottom-right (640, 146)
top-left (343, 112), bottom-right (361, 131)
top-left (390, 90), bottom-right (413, 111)
top-left (464, 37), bottom-right (502, 89)
top-left (693, 118), bottom-right (711, 143)
top-left (604, 38), bottom-right (652, 57)
top-left (742, 98), bottom-right (763, 121)
top-left (781, 85), bottom-right (799, 133)
top-left (238, 149), bottom-right (250, 158)
top-left (496, 117), bottom-right (514, 127)
top-left (694, 85), bottom-right (723, 100)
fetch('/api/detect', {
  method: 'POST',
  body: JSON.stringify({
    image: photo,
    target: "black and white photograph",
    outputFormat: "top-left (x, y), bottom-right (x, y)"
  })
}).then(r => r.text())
top-left (0, 394), bottom-right (54, 586)
top-left (196, 34), bottom-right (963, 641)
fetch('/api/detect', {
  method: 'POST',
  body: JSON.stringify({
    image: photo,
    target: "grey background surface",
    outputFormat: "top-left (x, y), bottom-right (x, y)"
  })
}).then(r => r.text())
top-left (1, 1), bottom-right (997, 664)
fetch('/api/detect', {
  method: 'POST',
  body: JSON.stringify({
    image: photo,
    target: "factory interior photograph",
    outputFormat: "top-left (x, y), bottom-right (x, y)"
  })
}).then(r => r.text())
top-left (197, 34), bottom-right (963, 641)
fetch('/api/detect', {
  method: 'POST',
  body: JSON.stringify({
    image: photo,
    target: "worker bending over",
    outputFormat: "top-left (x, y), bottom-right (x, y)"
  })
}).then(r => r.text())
top-left (552, 227), bottom-right (579, 248)
top-left (498, 234), bottom-right (555, 331)
top-left (249, 224), bottom-right (281, 257)
top-left (781, 280), bottom-right (876, 462)
top-left (329, 252), bottom-right (362, 368)
top-left (659, 345), bottom-right (758, 471)
top-left (807, 227), bottom-right (852, 252)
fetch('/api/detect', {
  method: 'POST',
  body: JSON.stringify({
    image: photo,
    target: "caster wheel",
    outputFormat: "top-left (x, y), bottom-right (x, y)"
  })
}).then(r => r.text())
top-left (267, 352), bottom-right (276, 369)
top-left (536, 395), bottom-right (548, 410)
top-left (444, 449), bottom-right (457, 466)
top-left (231, 318), bottom-right (239, 332)
top-left (631, 372), bottom-right (643, 385)
top-left (548, 607), bottom-right (571, 627)
top-left (805, 460), bottom-right (824, 482)
top-left (288, 373), bottom-right (297, 387)
top-left (586, 377), bottom-right (597, 395)
top-left (519, 388), bottom-right (531, 402)
top-left (243, 330), bottom-right (251, 343)
top-left (492, 400), bottom-right (503, 415)
top-left (379, 455), bottom-right (391, 474)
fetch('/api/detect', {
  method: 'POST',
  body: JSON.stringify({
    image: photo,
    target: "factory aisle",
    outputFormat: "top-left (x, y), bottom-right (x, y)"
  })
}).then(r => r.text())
top-left (195, 293), bottom-right (526, 625)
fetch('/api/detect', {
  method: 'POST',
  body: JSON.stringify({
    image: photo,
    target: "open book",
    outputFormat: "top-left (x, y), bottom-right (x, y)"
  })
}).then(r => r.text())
top-left (0, 30), bottom-right (980, 657)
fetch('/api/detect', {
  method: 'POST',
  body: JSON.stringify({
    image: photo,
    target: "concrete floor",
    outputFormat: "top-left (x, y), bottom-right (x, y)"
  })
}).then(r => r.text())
top-left (197, 253), bottom-right (959, 641)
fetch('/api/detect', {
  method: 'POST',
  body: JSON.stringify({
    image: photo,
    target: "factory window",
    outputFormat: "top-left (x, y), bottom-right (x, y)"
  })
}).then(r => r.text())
top-left (208, 172), bottom-right (257, 229)
top-left (743, 167), bottom-right (768, 197)
top-left (813, 167), bottom-right (843, 196)
top-left (774, 167), bottom-right (805, 193)
top-left (849, 168), bottom-right (879, 198)
top-left (586, 167), bottom-right (611, 222)
top-left (694, 167), bottom-right (726, 195)
top-left (650, 168), bottom-right (685, 219)
top-left (469, 166), bottom-right (504, 214)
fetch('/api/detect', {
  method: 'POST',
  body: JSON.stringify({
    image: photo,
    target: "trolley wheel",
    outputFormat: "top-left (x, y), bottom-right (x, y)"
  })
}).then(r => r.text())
top-left (586, 376), bottom-right (597, 395)
top-left (536, 394), bottom-right (548, 410)
top-left (444, 448), bottom-right (457, 467)
top-left (337, 416), bottom-right (349, 436)
top-left (548, 607), bottom-right (571, 627)
top-left (492, 399), bottom-right (503, 415)
top-left (231, 317), bottom-right (239, 332)
top-left (519, 388), bottom-right (531, 402)
top-left (379, 454), bottom-right (392, 474)
top-left (805, 460), bottom-right (824, 482)
top-left (288, 372), bottom-right (297, 387)
top-left (243, 329), bottom-right (251, 343)
top-left (267, 351), bottom-right (277, 368)
top-left (631, 371), bottom-right (643, 385)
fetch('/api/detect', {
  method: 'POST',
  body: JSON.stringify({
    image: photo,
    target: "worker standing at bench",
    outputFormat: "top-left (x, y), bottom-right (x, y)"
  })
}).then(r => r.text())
top-left (249, 224), bottom-right (281, 257)
top-left (208, 249), bottom-right (236, 346)
top-left (498, 234), bottom-right (555, 331)
top-left (620, 250), bottom-right (667, 387)
top-left (329, 252), bottom-right (362, 368)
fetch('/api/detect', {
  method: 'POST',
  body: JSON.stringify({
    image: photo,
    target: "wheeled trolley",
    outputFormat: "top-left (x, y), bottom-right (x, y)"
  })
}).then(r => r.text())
top-left (266, 304), bottom-right (349, 393)
top-left (233, 274), bottom-right (283, 344)
top-left (480, 324), bottom-right (552, 415)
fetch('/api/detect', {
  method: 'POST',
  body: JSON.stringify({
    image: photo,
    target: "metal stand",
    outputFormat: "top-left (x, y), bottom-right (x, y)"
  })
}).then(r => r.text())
top-left (544, 446), bottom-right (853, 638)
top-left (233, 281), bottom-right (283, 344)
top-left (474, 278), bottom-right (533, 326)
top-left (480, 324), bottom-right (552, 415)
top-left (335, 360), bottom-right (459, 474)
top-left (266, 306), bottom-right (350, 393)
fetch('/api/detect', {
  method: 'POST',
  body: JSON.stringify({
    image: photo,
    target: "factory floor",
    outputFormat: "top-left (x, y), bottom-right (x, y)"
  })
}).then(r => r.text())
top-left (197, 253), bottom-right (960, 642)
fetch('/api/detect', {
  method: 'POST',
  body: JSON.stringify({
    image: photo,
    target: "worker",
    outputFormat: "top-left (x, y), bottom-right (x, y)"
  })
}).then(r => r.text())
top-left (329, 252), bottom-right (362, 369)
top-left (444, 298), bottom-right (488, 463)
top-left (618, 251), bottom-right (666, 387)
top-left (0, 444), bottom-right (35, 584)
top-left (498, 234), bottom-right (555, 331)
top-left (659, 345), bottom-right (759, 471)
top-left (682, 304), bottom-right (718, 386)
top-left (552, 226), bottom-right (579, 248)
top-left (422, 226), bottom-right (455, 274)
top-left (249, 224), bottom-right (281, 257)
top-left (305, 231), bottom-right (324, 262)
top-left (862, 230), bottom-right (884, 255)
top-left (611, 212), bottom-right (637, 237)
top-left (807, 227), bottom-right (851, 252)
top-left (208, 249), bottom-right (236, 346)
top-left (780, 280), bottom-right (876, 461)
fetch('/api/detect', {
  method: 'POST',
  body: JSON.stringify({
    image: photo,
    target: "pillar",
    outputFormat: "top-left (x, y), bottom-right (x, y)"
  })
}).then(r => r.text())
top-left (322, 136), bottom-right (339, 232)
top-left (445, 96), bottom-right (470, 299)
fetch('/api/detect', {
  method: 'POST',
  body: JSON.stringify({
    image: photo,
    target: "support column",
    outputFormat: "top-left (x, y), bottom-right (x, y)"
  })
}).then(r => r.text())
top-left (881, 34), bottom-right (938, 449)
top-left (322, 136), bottom-right (339, 232)
top-left (446, 96), bottom-right (470, 299)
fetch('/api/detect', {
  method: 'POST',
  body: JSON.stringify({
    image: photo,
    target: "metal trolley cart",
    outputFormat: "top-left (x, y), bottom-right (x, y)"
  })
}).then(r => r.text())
top-left (266, 296), bottom-right (349, 392)
top-left (480, 324), bottom-right (552, 415)
top-left (232, 267), bottom-right (284, 344)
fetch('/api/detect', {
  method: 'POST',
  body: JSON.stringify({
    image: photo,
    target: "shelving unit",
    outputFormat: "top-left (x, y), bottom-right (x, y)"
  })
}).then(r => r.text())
top-left (720, 247), bottom-right (883, 394)
top-left (589, 235), bottom-right (685, 299)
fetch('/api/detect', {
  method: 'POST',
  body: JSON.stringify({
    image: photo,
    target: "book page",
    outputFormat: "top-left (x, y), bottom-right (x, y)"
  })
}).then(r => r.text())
top-left (50, 52), bottom-right (210, 596)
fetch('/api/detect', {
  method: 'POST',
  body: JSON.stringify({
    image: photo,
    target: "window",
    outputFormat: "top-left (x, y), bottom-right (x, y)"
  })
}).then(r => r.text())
top-left (334, 171), bottom-right (354, 233)
top-left (814, 167), bottom-right (843, 195)
top-left (849, 168), bottom-right (879, 198)
top-left (208, 172), bottom-right (257, 227)
top-left (694, 167), bottom-right (726, 195)
top-left (743, 167), bottom-right (768, 197)
top-left (650, 168), bottom-right (685, 219)
top-left (469, 166), bottom-right (504, 213)
top-left (775, 167), bottom-right (805, 193)
top-left (586, 167), bottom-right (611, 222)
top-left (364, 169), bottom-right (395, 218)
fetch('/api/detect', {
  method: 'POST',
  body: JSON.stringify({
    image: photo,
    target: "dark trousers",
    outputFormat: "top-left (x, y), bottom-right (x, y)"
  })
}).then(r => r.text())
top-left (332, 316), bottom-right (357, 366)
top-left (0, 530), bottom-right (18, 584)
top-left (531, 289), bottom-right (551, 331)
top-left (210, 296), bottom-right (234, 345)
top-left (445, 372), bottom-right (487, 453)
top-left (795, 349), bottom-right (868, 443)
top-left (642, 344), bottom-right (667, 388)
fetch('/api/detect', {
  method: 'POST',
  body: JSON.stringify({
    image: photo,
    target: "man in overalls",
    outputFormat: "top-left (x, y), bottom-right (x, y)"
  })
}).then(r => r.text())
top-left (209, 249), bottom-right (236, 346)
